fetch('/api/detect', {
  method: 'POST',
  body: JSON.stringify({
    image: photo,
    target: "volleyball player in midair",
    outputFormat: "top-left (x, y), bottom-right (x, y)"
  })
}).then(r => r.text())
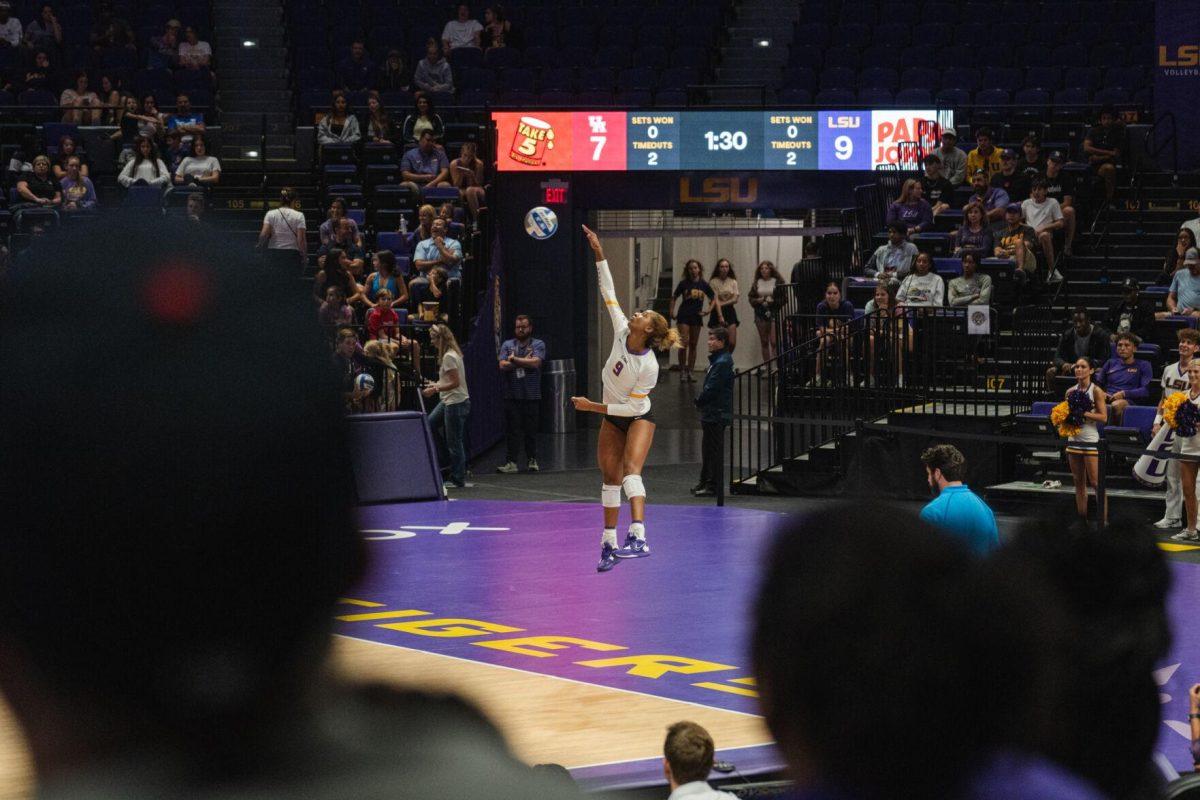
top-left (572, 225), bottom-right (680, 572)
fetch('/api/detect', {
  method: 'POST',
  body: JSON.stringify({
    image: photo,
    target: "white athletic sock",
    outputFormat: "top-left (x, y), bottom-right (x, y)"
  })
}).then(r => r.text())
top-left (602, 528), bottom-right (618, 548)
top-left (629, 521), bottom-right (645, 541)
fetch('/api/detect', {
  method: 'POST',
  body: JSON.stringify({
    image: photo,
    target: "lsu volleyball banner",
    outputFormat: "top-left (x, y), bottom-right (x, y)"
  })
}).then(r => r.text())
top-left (1155, 0), bottom-right (1200, 171)
top-left (1133, 424), bottom-right (1175, 488)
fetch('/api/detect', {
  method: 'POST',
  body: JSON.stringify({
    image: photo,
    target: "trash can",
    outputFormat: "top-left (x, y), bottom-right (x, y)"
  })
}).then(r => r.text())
top-left (542, 359), bottom-right (577, 433)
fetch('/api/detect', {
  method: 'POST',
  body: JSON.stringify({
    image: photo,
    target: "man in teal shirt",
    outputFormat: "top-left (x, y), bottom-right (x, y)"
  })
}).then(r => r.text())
top-left (919, 444), bottom-right (1000, 555)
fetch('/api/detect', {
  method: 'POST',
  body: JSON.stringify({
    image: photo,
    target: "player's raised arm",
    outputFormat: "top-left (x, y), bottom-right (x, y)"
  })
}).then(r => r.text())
top-left (584, 224), bottom-right (628, 332)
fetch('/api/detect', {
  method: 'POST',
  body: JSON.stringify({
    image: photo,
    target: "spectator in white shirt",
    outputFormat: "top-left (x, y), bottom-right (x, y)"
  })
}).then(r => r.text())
top-left (0, 1), bottom-right (22, 47)
top-left (117, 136), bottom-right (170, 190)
top-left (177, 26), bottom-right (211, 70)
top-left (897, 252), bottom-right (945, 308)
top-left (1021, 179), bottom-right (1065, 272)
top-left (663, 722), bottom-right (738, 800)
top-left (441, 4), bottom-right (482, 52)
top-left (173, 134), bottom-right (220, 186)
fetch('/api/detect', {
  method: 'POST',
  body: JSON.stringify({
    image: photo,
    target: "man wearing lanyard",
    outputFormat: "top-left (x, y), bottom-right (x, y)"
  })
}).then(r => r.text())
top-left (497, 315), bottom-right (546, 474)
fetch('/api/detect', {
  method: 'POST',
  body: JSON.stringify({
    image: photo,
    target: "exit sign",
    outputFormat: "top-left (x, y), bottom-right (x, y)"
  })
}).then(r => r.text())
top-left (540, 178), bottom-right (569, 205)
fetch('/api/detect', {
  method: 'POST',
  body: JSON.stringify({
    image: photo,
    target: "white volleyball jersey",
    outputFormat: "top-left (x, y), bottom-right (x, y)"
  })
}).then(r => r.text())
top-left (596, 259), bottom-right (659, 417)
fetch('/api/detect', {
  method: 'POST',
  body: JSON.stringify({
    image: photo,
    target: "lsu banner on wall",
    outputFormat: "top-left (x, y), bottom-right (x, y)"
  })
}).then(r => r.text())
top-left (1155, 0), bottom-right (1200, 171)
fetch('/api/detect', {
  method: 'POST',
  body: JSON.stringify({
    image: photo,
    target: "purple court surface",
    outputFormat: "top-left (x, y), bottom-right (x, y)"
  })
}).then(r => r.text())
top-left (337, 499), bottom-right (1200, 782)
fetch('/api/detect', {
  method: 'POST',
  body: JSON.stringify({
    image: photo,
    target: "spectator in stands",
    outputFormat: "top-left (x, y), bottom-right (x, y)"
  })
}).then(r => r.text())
top-left (318, 217), bottom-right (366, 277)
top-left (1153, 328), bottom-right (1199, 532)
top-left (918, 444), bottom-right (999, 555)
top-left (365, 288), bottom-right (399, 337)
top-left (365, 250), bottom-right (408, 308)
top-left (423, 322), bottom-right (471, 488)
top-left (185, 191), bottom-right (205, 224)
top-left (97, 75), bottom-right (122, 123)
top-left (401, 94), bottom-right (446, 145)
top-left (937, 129), bottom-right (966, 186)
top-left (1022, 179), bottom-right (1065, 276)
top-left (952, 202), bottom-right (993, 259)
top-left (332, 326), bottom-right (370, 407)
top-left (414, 39), bottom-right (454, 95)
top-left (379, 49), bottom-right (411, 92)
top-left (317, 91), bottom-right (361, 145)
top-left (162, 128), bottom-right (186, 174)
top-left (865, 280), bottom-right (906, 385)
top-left (405, 203), bottom-right (437, 251)
top-left (1084, 105), bottom-right (1124, 205)
top-left (814, 281), bottom-right (854, 385)
top-left (173, 133), bottom-right (220, 186)
top-left (256, 187), bottom-right (307, 276)
top-left (167, 93), bottom-right (206, 146)
top-left (23, 4), bottom-right (60, 50)
top-left (1167, 248), bottom-right (1200, 318)
top-left (896, 252), bottom-right (944, 308)
top-left (59, 155), bottom-right (96, 212)
top-left (1043, 152), bottom-right (1077, 257)
top-left (413, 217), bottom-right (462, 283)
top-left (319, 197), bottom-right (362, 248)
top-left (707, 258), bottom-right (739, 351)
top-left (886, 178), bottom-right (933, 235)
top-left (1097, 332), bottom-right (1152, 424)
top-left (996, 203), bottom-right (1037, 281)
top-left (1159, 228), bottom-right (1197, 286)
top-left (364, 91), bottom-right (394, 144)
top-left (947, 252), bottom-right (992, 307)
top-left (450, 140), bottom-right (486, 223)
top-left (318, 284), bottom-right (354, 327)
top-left (60, 71), bottom-right (102, 125)
top-left (400, 130), bottom-right (451, 204)
top-left (337, 40), bottom-right (374, 92)
top-left (51, 135), bottom-right (87, 180)
top-left (118, 135), bottom-right (169, 190)
top-left (0, 1), bottom-right (22, 46)
top-left (1018, 135), bottom-right (1046, 183)
top-left (992, 149), bottom-right (1030, 203)
top-left (920, 154), bottom-right (954, 215)
top-left (749, 260), bottom-right (783, 373)
top-left (442, 3), bottom-right (483, 52)
top-left (129, 94), bottom-right (163, 141)
top-left (496, 315), bottom-right (545, 474)
top-left (178, 26), bottom-right (212, 70)
top-left (661, 721), bottom-right (737, 800)
top-left (965, 127), bottom-right (1003, 183)
top-left (110, 95), bottom-right (140, 164)
top-left (148, 18), bottom-right (180, 69)
top-left (966, 169), bottom-right (1009, 223)
top-left (1182, 207), bottom-right (1200, 248)
top-left (671, 259), bottom-right (715, 381)
top-left (864, 222), bottom-right (917, 282)
top-left (15, 48), bottom-right (52, 92)
top-left (1046, 307), bottom-right (1111, 391)
top-left (1107, 277), bottom-right (1155, 341)
top-left (14, 155), bottom-right (60, 220)
top-left (313, 246), bottom-right (364, 306)
top-left (482, 6), bottom-right (513, 49)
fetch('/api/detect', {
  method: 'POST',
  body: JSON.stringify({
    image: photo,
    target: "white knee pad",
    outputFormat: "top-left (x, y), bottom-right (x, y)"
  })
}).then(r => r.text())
top-left (602, 484), bottom-right (622, 508)
top-left (622, 474), bottom-right (646, 500)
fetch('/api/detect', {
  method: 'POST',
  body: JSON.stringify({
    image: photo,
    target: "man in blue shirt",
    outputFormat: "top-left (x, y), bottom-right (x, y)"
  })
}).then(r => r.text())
top-left (1168, 248), bottom-right (1200, 317)
top-left (412, 217), bottom-right (462, 280)
top-left (1095, 332), bottom-right (1152, 424)
top-left (919, 444), bottom-right (999, 556)
top-left (693, 327), bottom-right (735, 497)
top-left (496, 314), bottom-right (546, 474)
top-left (399, 131), bottom-right (451, 207)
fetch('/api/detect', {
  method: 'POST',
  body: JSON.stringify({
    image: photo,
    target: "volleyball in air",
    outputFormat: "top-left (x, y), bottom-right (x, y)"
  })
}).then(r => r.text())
top-left (524, 206), bottom-right (558, 240)
top-left (354, 373), bottom-right (375, 393)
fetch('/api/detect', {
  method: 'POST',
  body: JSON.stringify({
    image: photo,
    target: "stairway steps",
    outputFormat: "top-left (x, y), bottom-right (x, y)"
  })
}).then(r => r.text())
top-left (219, 89), bottom-right (293, 107)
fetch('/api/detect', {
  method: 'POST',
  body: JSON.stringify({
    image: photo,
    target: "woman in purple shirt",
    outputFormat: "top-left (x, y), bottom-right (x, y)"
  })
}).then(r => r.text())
top-left (886, 179), bottom-right (934, 235)
top-left (953, 202), bottom-right (994, 257)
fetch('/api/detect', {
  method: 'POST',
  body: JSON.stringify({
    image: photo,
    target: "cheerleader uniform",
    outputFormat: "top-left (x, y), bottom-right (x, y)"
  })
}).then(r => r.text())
top-left (1065, 382), bottom-right (1102, 456)
top-left (1178, 390), bottom-right (1200, 458)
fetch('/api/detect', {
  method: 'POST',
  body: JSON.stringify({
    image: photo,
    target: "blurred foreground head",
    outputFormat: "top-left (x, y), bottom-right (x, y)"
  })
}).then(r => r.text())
top-left (0, 214), bottom-right (365, 748)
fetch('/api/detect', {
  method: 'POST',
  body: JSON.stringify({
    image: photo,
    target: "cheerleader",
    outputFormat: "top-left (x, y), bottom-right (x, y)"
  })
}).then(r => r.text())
top-left (1174, 361), bottom-right (1200, 541)
top-left (1064, 357), bottom-right (1108, 522)
top-left (572, 225), bottom-right (680, 572)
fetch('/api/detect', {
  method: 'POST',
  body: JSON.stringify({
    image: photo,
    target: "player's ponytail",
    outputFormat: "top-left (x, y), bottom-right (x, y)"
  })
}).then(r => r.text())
top-left (645, 311), bottom-right (681, 352)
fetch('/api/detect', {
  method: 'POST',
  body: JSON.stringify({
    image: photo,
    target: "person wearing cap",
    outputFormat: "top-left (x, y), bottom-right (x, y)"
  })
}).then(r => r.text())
top-left (886, 178), bottom-right (934, 235)
top-left (991, 149), bottom-right (1030, 202)
top-left (864, 222), bottom-right (917, 282)
top-left (1021, 179), bottom-right (1065, 277)
top-left (920, 154), bottom-right (954, 215)
top-left (148, 18), bottom-right (180, 69)
top-left (1043, 152), bottom-right (1077, 256)
top-left (1096, 332), bottom-right (1152, 424)
top-left (1106, 277), bottom-right (1154, 342)
top-left (965, 169), bottom-right (1009, 223)
top-left (938, 129), bottom-right (966, 186)
top-left (0, 1), bottom-right (22, 47)
top-left (965, 128), bottom-right (1003, 184)
top-left (1166, 248), bottom-right (1200, 318)
top-left (1084, 105), bottom-right (1124, 204)
top-left (995, 203), bottom-right (1036, 279)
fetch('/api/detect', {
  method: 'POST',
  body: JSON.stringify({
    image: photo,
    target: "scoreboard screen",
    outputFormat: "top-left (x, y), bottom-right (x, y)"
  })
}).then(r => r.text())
top-left (492, 109), bottom-right (951, 172)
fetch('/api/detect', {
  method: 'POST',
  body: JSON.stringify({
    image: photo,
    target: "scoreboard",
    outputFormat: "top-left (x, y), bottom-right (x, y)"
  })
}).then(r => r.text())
top-left (492, 109), bottom-right (951, 172)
